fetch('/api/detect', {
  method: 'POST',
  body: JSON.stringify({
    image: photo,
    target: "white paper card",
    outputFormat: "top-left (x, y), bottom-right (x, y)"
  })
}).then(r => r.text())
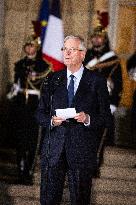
top-left (55, 108), bottom-right (77, 119)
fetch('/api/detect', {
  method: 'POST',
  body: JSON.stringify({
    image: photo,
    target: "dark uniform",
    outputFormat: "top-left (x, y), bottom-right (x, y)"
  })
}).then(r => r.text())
top-left (84, 49), bottom-right (122, 107)
top-left (9, 42), bottom-right (50, 184)
top-left (84, 26), bottom-right (122, 146)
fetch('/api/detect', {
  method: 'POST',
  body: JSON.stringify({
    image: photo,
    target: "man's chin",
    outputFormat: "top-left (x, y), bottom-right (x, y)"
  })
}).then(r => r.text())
top-left (64, 60), bottom-right (71, 65)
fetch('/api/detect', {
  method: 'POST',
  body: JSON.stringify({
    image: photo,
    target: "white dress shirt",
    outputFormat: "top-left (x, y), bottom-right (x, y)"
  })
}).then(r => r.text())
top-left (67, 65), bottom-right (90, 126)
top-left (67, 65), bottom-right (84, 95)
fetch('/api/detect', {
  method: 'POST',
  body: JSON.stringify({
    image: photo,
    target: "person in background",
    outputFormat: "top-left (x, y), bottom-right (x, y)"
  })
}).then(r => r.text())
top-left (8, 35), bottom-right (50, 185)
top-left (36, 35), bottom-right (112, 205)
top-left (127, 50), bottom-right (136, 141)
top-left (84, 26), bottom-right (122, 146)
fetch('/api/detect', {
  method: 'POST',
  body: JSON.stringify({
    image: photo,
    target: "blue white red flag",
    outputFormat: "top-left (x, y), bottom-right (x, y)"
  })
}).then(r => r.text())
top-left (38, 0), bottom-right (49, 45)
top-left (42, 0), bottom-right (65, 71)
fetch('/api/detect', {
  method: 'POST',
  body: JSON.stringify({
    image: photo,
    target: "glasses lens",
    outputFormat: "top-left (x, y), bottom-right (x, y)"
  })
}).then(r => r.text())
top-left (61, 47), bottom-right (82, 52)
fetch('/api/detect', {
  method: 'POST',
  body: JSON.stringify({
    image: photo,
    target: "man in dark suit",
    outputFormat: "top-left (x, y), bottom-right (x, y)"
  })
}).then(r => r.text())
top-left (36, 35), bottom-right (112, 205)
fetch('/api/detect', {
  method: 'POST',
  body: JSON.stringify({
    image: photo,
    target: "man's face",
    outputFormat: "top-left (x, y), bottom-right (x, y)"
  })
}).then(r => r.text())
top-left (62, 38), bottom-right (86, 71)
top-left (91, 35), bottom-right (105, 48)
top-left (24, 44), bottom-right (37, 57)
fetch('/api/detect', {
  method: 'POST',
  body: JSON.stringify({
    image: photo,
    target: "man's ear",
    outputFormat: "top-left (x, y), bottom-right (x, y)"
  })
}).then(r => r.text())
top-left (81, 50), bottom-right (86, 61)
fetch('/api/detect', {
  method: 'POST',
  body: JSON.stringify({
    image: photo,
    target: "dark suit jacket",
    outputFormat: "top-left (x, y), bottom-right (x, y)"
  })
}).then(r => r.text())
top-left (36, 67), bottom-right (112, 171)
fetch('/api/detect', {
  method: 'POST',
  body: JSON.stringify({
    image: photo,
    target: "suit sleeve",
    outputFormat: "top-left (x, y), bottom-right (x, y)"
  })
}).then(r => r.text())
top-left (89, 75), bottom-right (113, 129)
top-left (35, 80), bottom-right (51, 128)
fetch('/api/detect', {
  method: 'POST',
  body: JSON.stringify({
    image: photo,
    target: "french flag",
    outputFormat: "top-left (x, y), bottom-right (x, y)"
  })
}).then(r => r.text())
top-left (38, 0), bottom-right (49, 46)
top-left (42, 0), bottom-right (65, 71)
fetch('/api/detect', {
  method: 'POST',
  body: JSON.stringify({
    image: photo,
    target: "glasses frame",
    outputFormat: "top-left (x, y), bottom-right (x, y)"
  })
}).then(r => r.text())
top-left (61, 47), bottom-right (84, 52)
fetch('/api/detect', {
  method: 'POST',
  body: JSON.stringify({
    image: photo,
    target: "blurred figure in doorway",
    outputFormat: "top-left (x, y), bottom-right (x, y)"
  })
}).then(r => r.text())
top-left (127, 50), bottom-right (136, 142)
top-left (84, 25), bottom-right (122, 146)
top-left (7, 35), bottom-right (50, 184)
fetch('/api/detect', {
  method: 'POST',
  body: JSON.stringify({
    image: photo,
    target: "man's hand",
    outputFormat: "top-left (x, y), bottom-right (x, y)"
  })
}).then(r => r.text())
top-left (52, 116), bottom-right (65, 127)
top-left (110, 104), bottom-right (117, 114)
top-left (74, 112), bottom-right (90, 124)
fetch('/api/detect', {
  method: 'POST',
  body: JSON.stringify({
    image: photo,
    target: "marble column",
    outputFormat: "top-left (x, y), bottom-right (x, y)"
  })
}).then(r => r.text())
top-left (62, 0), bottom-right (95, 46)
top-left (4, 0), bottom-right (41, 83)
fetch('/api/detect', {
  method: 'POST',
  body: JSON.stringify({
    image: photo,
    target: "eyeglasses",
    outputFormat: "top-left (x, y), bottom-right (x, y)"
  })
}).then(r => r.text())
top-left (61, 47), bottom-right (84, 52)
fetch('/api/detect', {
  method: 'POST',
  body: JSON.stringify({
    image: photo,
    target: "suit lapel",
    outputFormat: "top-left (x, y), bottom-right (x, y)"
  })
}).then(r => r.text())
top-left (71, 68), bottom-right (89, 107)
top-left (56, 69), bottom-right (68, 107)
top-left (74, 68), bottom-right (88, 98)
top-left (57, 68), bottom-right (90, 108)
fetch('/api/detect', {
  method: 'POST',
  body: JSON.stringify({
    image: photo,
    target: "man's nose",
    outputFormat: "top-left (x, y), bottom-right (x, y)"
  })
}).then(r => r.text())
top-left (66, 49), bottom-right (72, 55)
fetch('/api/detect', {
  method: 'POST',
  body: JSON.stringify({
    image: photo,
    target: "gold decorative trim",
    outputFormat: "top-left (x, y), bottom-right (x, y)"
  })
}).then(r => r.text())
top-left (89, 59), bottom-right (120, 70)
top-left (27, 68), bottom-right (52, 91)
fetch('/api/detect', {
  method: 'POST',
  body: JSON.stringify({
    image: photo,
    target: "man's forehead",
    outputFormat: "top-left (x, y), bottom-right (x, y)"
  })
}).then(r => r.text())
top-left (64, 38), bottom-right (80, 45)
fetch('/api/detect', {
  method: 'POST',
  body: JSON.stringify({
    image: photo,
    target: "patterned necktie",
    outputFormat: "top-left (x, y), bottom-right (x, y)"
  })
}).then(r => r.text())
top-left (68, 74), bottom-right (74, 107)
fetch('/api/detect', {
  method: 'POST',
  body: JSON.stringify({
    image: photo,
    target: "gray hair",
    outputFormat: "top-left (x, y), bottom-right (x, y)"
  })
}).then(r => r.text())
top-left (64, 35), bottom-right (86, 51)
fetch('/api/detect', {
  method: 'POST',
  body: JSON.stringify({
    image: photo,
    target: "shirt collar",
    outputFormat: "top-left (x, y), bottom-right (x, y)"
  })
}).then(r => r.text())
top-left (67, 65), bottom-right (84, 79)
